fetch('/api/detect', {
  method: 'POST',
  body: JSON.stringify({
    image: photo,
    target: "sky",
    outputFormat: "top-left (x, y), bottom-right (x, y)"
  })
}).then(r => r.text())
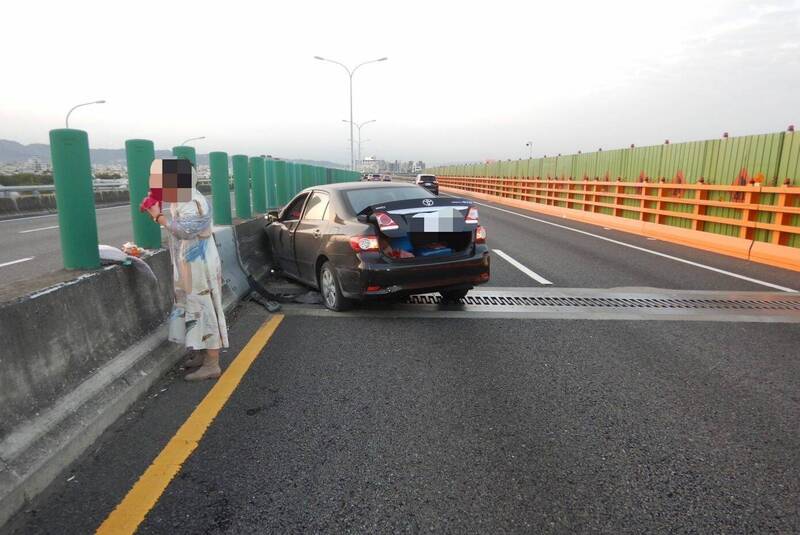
top-left (1, 0), bottom-right (798, 165)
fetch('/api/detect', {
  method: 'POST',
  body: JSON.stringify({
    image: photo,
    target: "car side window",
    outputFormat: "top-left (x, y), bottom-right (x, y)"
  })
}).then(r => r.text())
top-left (281, 194), bottom-right (308, 222)
top-left (302, 192), bottom-right (329, 221)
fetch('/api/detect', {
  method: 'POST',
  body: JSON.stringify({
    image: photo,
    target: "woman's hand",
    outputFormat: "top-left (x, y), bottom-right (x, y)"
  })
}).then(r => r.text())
top-left (146, 204), bottom-right (161, 220)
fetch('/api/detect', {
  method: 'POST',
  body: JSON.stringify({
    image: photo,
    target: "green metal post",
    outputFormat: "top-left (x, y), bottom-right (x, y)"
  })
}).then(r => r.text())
top-left (285, 162), bottom-right (296, 197)
top-left (49, 128), bottom-right (100, 269)
top-left (209, 151), bottom-right (232, 225)
top-left (125, 139), bottom-right (161, 248)
top-left (232, 154), bottom-right (251, 219)
top-left (265, 158), bottom-right (277, 209)
top-left (274, 160), bottom-right (288, 206)
top-left (301, 164), bottom-right (313, 190)
top-left (172, 145), bottom-right (197, 165)
top-left (249, 156), bottom-right (267, 214)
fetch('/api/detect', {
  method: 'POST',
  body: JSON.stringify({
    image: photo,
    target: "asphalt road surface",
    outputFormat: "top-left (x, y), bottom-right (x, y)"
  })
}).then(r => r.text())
top-left (4, 303), bottom-right (799, 534)
top-left (3, 181), bottom-right (800, 533)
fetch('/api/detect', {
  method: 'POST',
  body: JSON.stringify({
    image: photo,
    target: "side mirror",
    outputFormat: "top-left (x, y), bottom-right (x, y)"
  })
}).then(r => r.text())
top-left (267, 210), bottom-right (279, 223)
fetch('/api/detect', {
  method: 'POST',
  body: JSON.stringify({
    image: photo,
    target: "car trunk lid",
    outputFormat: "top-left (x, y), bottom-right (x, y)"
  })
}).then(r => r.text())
top-left (359, 197), bottom-right (477, 260)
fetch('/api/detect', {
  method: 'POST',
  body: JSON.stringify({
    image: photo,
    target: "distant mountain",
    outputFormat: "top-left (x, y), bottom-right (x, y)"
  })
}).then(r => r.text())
top-left (0, 139), bottom-right (348, 169)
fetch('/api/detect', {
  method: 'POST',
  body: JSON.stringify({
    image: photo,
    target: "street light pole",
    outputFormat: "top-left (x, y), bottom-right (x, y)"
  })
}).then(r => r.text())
top-left (180, 136), bottom-right (206, 146)
top-left (315, 55), bottom-right (388, 170)
top-left (342, 119), bottom-right (376, 167)
top-left (525, 141), bottom-right (533, 159)
top-left (65, 100), bottom-right (106, 128)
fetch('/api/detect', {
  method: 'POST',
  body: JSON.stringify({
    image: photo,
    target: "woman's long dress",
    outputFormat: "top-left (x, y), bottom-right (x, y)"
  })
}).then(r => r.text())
top-left (166, 195), bottom-right (229, 350)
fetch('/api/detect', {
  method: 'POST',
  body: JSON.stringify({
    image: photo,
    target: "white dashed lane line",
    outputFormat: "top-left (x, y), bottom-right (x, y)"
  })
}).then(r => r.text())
top-left (446, 194), bottom-right (797, 293)
top-left (492, 249), bottom-right (553, 285)
top-left (0, 257), bottom-right (35, 268)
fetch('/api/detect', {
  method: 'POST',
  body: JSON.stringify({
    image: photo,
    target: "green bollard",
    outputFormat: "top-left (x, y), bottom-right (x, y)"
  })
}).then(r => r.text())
top-left (302, 164), bottom-right (314, 189)
top-left (274, 160), bottom-right (288, 207)
top-left (265, 158), bottom-right (277, 209)
top-left (125, 139), bottom-right (161, 249)
top-left (232, 154), bottom-right (251, 219)
top-left (249, 156), bottom-right (267, 214)
top-left (172, 145), bottom-right (197, 165)
top-left (209, 151), bottom-right (232, 225)
top-left (284, 162), bottom-right (296, 197)
top-left (49, 128), bottom-right (100, 269)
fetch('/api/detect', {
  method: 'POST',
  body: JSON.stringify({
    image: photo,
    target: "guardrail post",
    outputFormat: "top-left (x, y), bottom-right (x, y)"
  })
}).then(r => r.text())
top-left (232, 154), bottom-right (251, 219)
top-left (209, 151), bottom-right (232, 225)
top-left (249, 156), bottom-right (267, 214)
top-left (48, 128), bottom-right (100, 269)
top-left (125, 139), bottom-right (161, 248)
top-left (172, 145), bottom-right (197, 166)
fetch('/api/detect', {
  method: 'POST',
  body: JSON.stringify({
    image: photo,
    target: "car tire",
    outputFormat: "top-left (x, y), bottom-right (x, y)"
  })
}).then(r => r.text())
top-left (320, 261), bottom-right (352, 312)
top-left (440, 288), bottom-right (469, 302)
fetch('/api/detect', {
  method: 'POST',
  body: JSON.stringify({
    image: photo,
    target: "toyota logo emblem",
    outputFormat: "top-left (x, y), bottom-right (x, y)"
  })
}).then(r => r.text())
top-left (422, 199), bottom-right (434, 206)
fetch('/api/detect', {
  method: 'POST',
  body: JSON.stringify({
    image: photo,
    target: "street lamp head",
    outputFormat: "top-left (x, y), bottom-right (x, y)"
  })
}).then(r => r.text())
top-left (313, 56), bottom-right (325, 61)
top-left (377, 57), bottom-right (388, 61)
top-left (95, 100), bottom-right (106, 104)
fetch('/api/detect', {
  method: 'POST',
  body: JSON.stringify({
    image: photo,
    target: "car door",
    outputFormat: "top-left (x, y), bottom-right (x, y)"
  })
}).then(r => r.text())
top-left (293, 191), bottom-right (330, 285)
top-left (272, 193), bottom-right (308, 277)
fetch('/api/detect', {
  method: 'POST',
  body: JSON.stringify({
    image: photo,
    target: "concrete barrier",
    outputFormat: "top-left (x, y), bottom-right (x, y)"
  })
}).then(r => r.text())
top-left (0, 215), bottom-right (278, 527)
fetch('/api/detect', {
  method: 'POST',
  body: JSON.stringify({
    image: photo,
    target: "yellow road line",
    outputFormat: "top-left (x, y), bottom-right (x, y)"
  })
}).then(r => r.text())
top-left (96, 314), bottom-right (284, 535)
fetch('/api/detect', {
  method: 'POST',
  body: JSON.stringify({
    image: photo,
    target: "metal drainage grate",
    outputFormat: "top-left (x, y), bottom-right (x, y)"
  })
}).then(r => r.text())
top-left (406, 294), bottom-right (800, 311)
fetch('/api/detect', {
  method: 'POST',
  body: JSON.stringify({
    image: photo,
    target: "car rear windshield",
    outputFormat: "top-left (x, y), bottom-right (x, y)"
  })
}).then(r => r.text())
top-left (419, 175), bottom-right (437, 182)
top-left (344, 186), bottom-right (435, 214)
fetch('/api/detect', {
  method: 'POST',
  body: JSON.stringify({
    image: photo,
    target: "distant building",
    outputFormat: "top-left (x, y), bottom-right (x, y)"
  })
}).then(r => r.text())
top-left (357, 156), bottom-right (386, 173)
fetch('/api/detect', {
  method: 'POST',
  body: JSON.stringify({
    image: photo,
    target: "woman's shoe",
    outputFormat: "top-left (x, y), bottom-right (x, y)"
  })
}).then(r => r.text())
top-left (183, 353), bottom-right (204, 368)
top-left (185, 364), bottom-right (221, 381)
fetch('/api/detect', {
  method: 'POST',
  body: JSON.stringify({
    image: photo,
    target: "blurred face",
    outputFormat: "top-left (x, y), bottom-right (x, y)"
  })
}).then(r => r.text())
top-left (149, 158), bottom-right (193, 202)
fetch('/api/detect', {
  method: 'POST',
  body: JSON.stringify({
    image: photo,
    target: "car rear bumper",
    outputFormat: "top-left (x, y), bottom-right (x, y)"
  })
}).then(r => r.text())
top-left (337, 247), bottom-right (490, 299)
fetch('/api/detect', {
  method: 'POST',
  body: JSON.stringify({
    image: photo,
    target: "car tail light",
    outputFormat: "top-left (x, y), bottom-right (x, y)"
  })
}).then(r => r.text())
top-left (366, 285), bottom-right (382, 292)
top-left (374, 211), bottom-right (399, 231)
top-left (475, 225), bottom-right (487, 244)
top-left (349, 235), bottom-right (380, 252)
top-left (465, 206), bottom-right (479, 224)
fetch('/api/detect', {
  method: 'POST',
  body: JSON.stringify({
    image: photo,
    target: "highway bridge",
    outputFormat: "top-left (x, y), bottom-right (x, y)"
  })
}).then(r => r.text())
top-left (2, 171), bottom-right (799, 534)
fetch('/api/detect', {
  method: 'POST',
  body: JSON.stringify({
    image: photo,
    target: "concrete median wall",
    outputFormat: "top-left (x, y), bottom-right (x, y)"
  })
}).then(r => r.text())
top-left (0, 252), bottom-right (172, 437)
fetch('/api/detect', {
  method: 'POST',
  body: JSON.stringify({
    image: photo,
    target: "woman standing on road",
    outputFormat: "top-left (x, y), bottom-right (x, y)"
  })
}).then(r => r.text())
top-left (143, 158), bottom-right (228, 381)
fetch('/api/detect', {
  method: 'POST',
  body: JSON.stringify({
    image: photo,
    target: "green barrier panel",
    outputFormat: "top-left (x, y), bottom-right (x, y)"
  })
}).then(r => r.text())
top-left (209, 151), bottom-right (232, 225)
top-left (274, 160), bottom-right (289, 206)
top-left (49, 128), bottom-right (100, 269)
top-left (778, 130), bottom-right (800, 186)
top-left (172, 145), bottom-right (197, 166)
top-left (265, 158), bottom-right (277, 209)
top-left (556, 155), bottom-right (574, 179)
top-left (661, 141), bottom-right (706, 184)
top-left (574, 152), bottom-right (597, 180)
top-left (232, 154), bottom-right (251, 219)
top-left (125, 139), bottom-right (160, 248)
top-left (249, 156), bottom-right (267, 214)
top-left (541, 157), bottom-right (558, 179)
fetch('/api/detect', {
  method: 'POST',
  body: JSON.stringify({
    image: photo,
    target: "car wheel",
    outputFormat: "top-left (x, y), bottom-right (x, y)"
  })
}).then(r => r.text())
top-left (440, 288), bottom-right (469, 302)
top-left (320, 262), bottom-right (352, 311)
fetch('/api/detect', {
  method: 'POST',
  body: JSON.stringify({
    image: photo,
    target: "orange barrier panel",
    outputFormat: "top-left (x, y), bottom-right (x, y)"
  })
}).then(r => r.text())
top-left (439, 177), bottom-right (800, 272)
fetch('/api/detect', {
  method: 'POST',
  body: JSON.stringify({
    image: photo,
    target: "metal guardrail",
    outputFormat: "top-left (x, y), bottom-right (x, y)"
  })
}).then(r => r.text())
top-left (0, 180), bottom-right (129, 195)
